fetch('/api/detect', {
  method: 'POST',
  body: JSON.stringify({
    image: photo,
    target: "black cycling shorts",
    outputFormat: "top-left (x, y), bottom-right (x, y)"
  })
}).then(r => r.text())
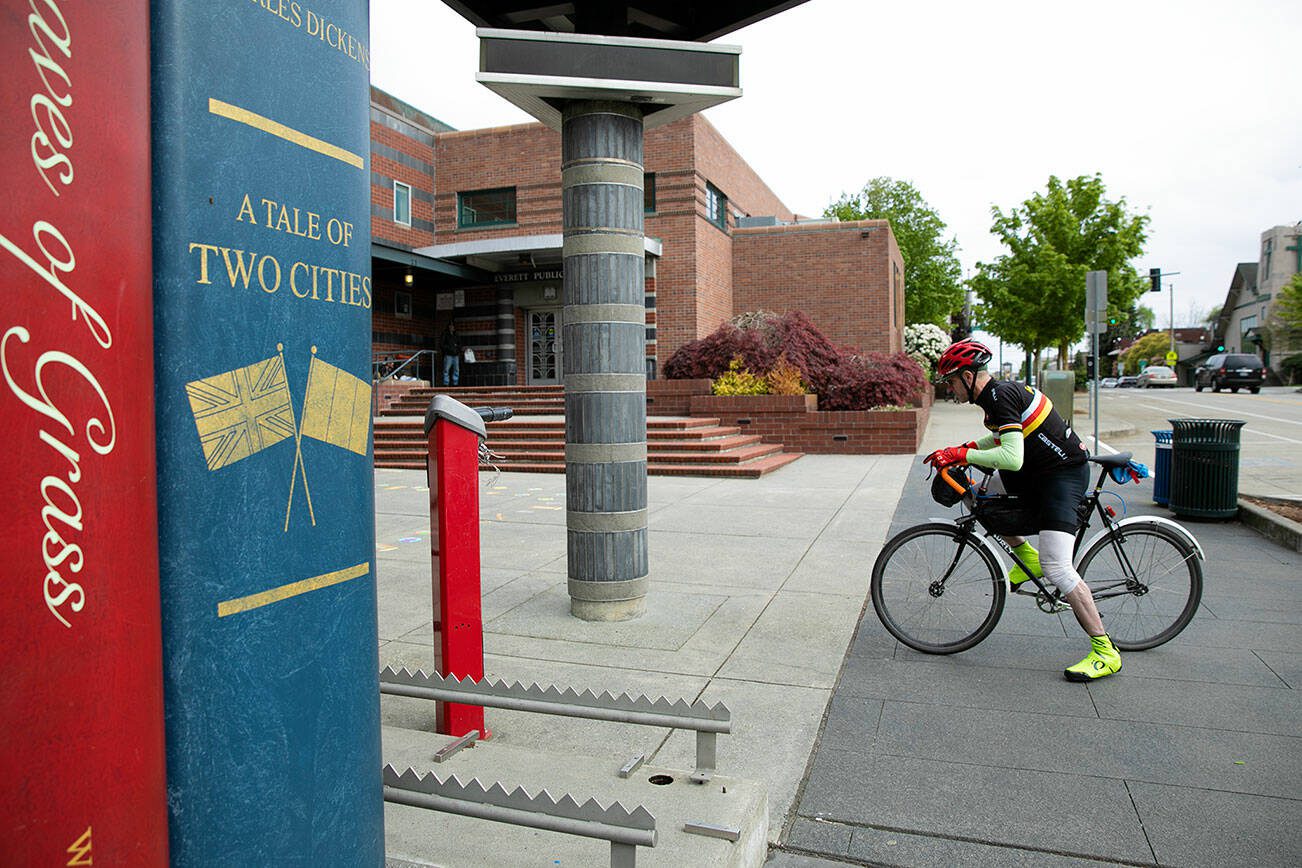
top-left (998, 462), bottom-right (1089, 534)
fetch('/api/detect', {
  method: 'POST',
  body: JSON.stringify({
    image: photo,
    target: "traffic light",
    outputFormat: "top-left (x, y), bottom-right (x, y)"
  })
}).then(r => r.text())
top-left (1085, 355), bottom-right (1096, 378)
top-left (1149, 267), bottom-right (1161, 293)
top-left (1216, 344), bottom-right (1225, 352)
top-left (1108, 314), bottom-right (1118, 326)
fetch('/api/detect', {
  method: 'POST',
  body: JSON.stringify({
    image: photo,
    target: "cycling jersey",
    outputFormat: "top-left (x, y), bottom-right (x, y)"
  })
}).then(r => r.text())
top-left (974, 380), bottom-right (1087, 476)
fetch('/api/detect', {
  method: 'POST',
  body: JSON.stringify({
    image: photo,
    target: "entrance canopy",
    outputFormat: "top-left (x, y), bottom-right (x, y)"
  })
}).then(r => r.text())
top-left (440, 1), bottom-right (810, 41)
top-left (372, 241), bottom-right (492, 289)
top-left (416, 233), bottom-right (662, 273)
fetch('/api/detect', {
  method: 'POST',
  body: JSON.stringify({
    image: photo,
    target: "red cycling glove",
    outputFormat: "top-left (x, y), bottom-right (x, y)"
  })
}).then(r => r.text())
top-left (923, 444), bottom-right (972, 469)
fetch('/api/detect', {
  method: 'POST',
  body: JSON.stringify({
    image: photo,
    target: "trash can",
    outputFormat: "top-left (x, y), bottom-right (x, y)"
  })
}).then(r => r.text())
top-left (1152, 430), bottom-right (1172, 506)
top-left (1168, 418), bottom-right (1246, 519)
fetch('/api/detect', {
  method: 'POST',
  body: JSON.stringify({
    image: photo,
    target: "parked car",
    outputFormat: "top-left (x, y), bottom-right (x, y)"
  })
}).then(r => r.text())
top-left (1117, 376), bottom-right (1139, 388)
top-left (1195, 353), bottom-right (1266, 393)
top-left (1138, 366), bottom-right (1178, 388)
top-left (1101, 377), bottom-right (1118, 388)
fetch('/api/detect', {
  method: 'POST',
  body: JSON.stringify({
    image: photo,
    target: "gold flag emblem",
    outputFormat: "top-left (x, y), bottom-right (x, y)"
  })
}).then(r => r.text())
top-left (299, 354), bottom-right (371, 455)
top-left (185, 355), bottom-right (294, 470)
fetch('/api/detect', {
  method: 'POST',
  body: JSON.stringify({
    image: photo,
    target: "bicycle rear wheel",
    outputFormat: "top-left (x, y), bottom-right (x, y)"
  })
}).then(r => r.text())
top-left (1077, 523), bottom-right (1203, 651)
top-left (871, 523), bottom-right (1005, 654)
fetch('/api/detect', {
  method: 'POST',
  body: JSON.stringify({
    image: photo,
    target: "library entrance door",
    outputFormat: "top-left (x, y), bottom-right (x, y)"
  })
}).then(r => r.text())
top-left (527, 308), bottom-right (561, 385)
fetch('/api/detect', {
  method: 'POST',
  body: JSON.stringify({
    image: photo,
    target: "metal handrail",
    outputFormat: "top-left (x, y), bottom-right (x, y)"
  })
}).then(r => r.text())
top-left (372, 350), bottom-right (435, 415)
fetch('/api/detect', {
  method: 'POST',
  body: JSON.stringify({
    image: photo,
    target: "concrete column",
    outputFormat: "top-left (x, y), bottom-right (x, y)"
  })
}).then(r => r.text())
top-left (496, 285), bottom-right (516, 385)
top-left (561, 100), bottom-right (648, 621)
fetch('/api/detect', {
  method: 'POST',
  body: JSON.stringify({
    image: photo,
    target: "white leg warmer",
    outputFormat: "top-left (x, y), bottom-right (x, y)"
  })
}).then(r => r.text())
top-left (1038, 529), bottom-right (1081, 596)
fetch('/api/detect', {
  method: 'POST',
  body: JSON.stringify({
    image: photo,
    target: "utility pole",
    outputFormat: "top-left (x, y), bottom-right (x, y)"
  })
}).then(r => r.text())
top-left (1150, 268), bottom-right (1182, 366)
top-left (1086, 270), bottom-right (1107, 452)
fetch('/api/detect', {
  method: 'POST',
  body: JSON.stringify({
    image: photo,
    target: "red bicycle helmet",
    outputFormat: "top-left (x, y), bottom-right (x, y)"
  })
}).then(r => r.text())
top-left (936, 339), bottom-right (993, 380)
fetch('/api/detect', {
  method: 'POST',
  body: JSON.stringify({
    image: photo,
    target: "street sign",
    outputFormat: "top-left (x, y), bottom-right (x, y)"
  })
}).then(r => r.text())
top-left (1165, 350), bottom-right (1178, 365)
top-left (1085, 271), bottom-right (1108, 334)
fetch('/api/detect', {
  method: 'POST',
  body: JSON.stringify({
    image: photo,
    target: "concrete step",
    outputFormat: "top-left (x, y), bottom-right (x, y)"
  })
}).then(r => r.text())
top-left (381, 724), bottom-right (768, 867)
top-left (373, 413), bottom-right (801, 479)
top-left (649, 452), bottom-right (804, 478)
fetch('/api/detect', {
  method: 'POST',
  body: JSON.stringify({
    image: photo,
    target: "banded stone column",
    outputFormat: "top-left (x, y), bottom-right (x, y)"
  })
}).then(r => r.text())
top-left (495, 285), bottom-right (516, 384)
top-left (561, 100), bottom-right (648, 621)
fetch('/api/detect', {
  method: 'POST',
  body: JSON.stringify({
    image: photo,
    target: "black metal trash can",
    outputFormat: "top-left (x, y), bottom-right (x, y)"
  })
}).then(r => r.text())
top-left (1168, 418), bottom-right (1246, 518)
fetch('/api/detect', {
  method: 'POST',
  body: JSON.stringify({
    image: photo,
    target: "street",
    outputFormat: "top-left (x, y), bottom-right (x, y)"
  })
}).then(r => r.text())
top-left (1074, 386), bottom-right (1302, 498)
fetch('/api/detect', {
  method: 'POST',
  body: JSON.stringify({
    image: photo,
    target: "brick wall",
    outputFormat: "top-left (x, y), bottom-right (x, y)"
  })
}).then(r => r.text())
top-left (688, 395), bottom-right (928, 454)
top-left (645, 378), bottom-right (712, 415)
top-left (732, 220), bottom-right (905, 354)
top-left (388, 111), bottom-right (904, 382)
top-left (434, 123), bottom-right (563, 241)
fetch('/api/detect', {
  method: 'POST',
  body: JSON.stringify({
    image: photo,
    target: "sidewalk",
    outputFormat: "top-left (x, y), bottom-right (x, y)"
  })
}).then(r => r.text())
top-left (774, 402), bottom-right (1302, 867)
top-left (375, 447), bottom-right (914, 865)
top-left (373, 402), bottom-right (1301, 866)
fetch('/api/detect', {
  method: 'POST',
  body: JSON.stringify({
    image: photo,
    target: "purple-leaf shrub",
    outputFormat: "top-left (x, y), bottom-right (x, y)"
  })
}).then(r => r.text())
top-left (661, 323), bottom-right (771, 379)
top-left (663, 310), bottom-right (927, 409)
top-left (816, 351), bottom-right (928, 410)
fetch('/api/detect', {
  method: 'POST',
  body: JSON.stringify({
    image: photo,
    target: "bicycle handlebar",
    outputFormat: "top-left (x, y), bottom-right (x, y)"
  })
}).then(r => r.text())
top-left (475, 406), bottom-right (513, 423)
top-left (938, 464), bottom-right (969, 495)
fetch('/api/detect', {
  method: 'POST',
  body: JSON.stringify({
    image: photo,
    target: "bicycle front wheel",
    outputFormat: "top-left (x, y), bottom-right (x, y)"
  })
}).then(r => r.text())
top-left (1078, 523), bottom-right (1203, 651)
top-left (871, 523), bottom-right (1005, 654)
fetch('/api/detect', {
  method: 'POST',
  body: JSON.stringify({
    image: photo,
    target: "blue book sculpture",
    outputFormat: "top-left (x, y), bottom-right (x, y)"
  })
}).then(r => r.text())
top-left (151, 2), bottom-right (382, 862)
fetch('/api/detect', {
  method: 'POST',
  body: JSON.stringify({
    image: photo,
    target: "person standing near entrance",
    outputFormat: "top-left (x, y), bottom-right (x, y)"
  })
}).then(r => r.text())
top-left (440, 322), bottom-right (461, 387)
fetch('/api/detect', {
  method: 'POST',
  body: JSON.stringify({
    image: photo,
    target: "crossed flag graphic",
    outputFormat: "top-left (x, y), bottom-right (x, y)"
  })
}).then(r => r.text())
top-left (183, 344), bottom-right (370, 531)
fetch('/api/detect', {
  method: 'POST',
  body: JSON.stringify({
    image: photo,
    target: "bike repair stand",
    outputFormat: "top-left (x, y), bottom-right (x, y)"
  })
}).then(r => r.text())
top-left (424, 395), bottom-right (489, 738)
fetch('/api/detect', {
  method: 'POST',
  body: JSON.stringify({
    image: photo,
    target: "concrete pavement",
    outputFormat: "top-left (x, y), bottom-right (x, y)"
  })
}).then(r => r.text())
top-left (374, 400), bottom-right (1301, 866)
top-left (777, 401), bottom-right (1302, 867)
top-left (375, 444), bottom-right (914, 865)
top-left (1073, 386), bottom-right (1302, 499)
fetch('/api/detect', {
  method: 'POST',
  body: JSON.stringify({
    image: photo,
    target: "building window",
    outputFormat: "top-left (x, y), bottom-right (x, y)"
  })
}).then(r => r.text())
top-left (644, 173), bottom-right (656, 213)
top-left (395, 289), bottom-right (412, 319)
top-left (705, 182), bottom-right (727, 230)
top-left (1262, 238), bottom-right (1273, 279)
top-left (458, 187), bottom-right (516, 228)
top-left (393, 181), bottom-right (412, 227)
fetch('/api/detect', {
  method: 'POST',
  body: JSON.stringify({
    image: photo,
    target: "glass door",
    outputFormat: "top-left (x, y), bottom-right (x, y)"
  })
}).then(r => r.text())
top-left (527, 309), bottom-right (561, 385)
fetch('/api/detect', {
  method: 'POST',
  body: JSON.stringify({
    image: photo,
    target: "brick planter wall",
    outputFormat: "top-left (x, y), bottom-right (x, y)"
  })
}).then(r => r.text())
top-left (375, 379), bottom-right (428, 413)
top-left (646, 378), bottom-right (712, 415)
top-left (683, 390), bottom-right (929, 454)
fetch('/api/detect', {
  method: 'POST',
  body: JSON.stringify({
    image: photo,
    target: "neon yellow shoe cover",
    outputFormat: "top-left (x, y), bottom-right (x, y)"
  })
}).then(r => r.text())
top-left (1064, 635), bottom-right (1122, 682)
top-left (1009, 542), bottom-right (1042, 586)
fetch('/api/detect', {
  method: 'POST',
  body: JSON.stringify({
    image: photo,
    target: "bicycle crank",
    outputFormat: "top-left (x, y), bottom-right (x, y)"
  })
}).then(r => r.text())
top-left (1035, 589), bottom-right (1069, 614)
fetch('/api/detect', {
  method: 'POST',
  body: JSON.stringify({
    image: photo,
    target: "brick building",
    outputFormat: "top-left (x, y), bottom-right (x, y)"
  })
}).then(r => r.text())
top-left (1213, 224), bottom-right (1302, 377)
top-left (367, 86), bottom-right (904, 385)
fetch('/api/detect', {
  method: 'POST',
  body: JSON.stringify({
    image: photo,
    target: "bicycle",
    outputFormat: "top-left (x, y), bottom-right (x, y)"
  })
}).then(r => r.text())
top-left (870, 452), bottom-right (1205, 655)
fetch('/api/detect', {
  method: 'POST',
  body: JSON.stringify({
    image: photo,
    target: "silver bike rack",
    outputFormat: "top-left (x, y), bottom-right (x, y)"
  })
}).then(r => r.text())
top-left (379, 666), bottom-right (732, 782)
top-left (384, 766), bottom-right (656, 868)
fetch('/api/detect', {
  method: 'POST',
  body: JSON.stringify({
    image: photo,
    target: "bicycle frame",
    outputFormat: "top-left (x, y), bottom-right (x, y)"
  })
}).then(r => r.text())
top-left (937, 463), bottom-right (1181, 611)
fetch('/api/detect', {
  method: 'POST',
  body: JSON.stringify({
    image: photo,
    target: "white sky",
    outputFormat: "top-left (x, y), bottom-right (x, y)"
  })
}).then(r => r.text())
top-left (369, 0), bottom-right (1302, 367)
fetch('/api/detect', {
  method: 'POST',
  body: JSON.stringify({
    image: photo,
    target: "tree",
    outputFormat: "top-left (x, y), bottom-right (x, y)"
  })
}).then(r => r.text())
top-left (1120, 332), bottom-right (1173, 372)
top-left (970, 174), bottom-right (1150, 375)
top-left (825, 178), bottom-right (963, 327)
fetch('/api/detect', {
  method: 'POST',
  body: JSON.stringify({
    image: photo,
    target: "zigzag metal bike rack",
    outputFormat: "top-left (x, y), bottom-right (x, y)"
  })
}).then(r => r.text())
top-left (383, 766), bottom-right (656, 868)
top-left (379, 667), bottom-right (732, 782)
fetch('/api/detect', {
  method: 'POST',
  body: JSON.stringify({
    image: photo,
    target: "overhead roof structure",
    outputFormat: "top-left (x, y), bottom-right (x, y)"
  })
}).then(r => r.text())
top-left (440, 1), bottom-right (810, 41)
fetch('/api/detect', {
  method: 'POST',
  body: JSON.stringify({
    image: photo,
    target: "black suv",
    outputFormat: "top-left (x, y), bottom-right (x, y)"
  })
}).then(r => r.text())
top-left (1195, 353), bottom-right (1266, 393)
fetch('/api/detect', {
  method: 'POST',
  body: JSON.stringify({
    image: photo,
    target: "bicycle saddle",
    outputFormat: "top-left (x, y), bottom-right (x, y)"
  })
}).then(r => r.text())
top-left (1087, 451), bottom-right (1133, 468)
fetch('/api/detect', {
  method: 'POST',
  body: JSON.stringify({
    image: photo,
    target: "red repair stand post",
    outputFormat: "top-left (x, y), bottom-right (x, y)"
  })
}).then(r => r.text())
top-left (424, 396), bottom-right (488, 738)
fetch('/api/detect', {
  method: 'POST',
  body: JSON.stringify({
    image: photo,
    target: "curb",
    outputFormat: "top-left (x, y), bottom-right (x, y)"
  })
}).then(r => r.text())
top-left (1237, 497), bottom-right (1302, 554)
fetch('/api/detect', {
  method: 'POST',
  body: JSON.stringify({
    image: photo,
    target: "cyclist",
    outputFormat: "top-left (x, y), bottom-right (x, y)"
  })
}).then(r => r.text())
top-left (924, 340), bottom-right (1122, 682)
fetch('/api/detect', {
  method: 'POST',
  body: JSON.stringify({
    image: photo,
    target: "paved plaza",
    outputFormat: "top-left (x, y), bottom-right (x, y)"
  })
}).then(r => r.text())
top-left (375, 402), bottom-right (1301, 867)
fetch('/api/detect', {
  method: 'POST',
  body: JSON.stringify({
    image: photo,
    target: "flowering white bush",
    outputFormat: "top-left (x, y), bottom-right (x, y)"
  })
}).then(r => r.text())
top-left (904, 323), bottom-right (949, 378)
